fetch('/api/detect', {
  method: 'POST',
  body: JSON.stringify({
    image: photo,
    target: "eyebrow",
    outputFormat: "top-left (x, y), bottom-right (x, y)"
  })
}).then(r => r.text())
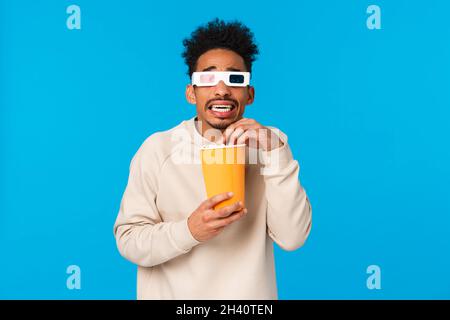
top-left (201, 66), bottom-right (242, 72)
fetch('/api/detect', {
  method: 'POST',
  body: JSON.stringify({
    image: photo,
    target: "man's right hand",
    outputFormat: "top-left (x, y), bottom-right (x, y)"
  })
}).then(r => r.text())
top-left (187, 192), bottom-right (247, 242)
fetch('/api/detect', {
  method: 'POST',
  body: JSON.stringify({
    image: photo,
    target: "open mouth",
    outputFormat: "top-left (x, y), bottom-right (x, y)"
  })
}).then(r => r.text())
top-left (207, 104), bottom-right (236, 113)
top-left (207, 103), bottom-right (237, 119)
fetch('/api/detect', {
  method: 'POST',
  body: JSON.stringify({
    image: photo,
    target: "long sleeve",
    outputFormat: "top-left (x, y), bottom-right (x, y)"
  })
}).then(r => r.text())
top-left (113, 138), bottom-right (200, 268)
top-left (261, 130), bottom-right (312, 251)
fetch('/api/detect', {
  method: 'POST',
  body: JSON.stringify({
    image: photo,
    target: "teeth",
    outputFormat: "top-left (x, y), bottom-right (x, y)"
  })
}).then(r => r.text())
top-left (210, 105), bottom-right (234, 113)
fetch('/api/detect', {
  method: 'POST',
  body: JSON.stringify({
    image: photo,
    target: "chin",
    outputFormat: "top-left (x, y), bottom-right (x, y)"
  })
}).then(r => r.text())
top-left (209, 115), bottom-right (239, 127)
top-left (208, 118), bottom-right (233, 130)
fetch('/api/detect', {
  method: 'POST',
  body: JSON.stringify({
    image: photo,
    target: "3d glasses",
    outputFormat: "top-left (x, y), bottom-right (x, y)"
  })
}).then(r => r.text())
top-left (191, 71), bottom-right (250, 87)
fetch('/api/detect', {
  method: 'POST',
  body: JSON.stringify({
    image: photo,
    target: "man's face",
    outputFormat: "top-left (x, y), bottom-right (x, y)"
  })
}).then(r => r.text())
top-left (186, 48), bottom-right (255, 131)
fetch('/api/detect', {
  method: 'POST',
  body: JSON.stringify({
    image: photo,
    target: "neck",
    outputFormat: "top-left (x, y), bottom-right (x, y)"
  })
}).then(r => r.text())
top-left (194, 116), bottom-right (225, 142)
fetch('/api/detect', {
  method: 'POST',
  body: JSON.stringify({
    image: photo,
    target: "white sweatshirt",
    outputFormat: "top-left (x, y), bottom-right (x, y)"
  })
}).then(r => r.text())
top-left (113, 116), bottom-right (312, 299)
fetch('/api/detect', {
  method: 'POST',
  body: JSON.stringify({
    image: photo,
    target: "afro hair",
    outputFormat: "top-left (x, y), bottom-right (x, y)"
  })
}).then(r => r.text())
top-left (182, 18), bottom-right (259, 77)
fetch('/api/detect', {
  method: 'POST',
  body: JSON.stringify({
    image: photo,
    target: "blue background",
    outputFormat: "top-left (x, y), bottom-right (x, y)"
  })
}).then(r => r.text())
top-left (1, 0), bottom-right (449, 299)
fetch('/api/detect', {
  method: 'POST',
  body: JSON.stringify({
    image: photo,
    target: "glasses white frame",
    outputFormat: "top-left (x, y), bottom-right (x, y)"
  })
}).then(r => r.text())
top-left (191, 71), bottom-right (250, 87)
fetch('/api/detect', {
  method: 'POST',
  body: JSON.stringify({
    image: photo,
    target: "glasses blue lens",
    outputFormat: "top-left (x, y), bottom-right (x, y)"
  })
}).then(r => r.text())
top-left (229, 74), bottom-right (245, 83)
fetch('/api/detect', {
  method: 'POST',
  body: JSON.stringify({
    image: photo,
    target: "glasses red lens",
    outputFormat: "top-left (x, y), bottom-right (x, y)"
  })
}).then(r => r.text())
top-left (199, 73), bottom-right (215, 83)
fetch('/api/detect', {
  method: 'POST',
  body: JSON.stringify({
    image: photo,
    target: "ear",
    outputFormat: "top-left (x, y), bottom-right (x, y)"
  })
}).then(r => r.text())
top-left (246, 86), bottom-right (255, 105)
top-left (186, 84), bottom-right (196, 104)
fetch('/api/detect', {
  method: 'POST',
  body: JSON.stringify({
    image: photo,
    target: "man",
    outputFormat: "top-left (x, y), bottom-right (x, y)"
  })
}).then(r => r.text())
top-left (114, 18), bottom-right (312, 299)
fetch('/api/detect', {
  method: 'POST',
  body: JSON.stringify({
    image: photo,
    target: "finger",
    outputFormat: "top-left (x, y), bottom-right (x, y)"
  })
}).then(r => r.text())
top-left (222, 118), bottom-right (251, 144)
top-left (227, 127), bottom-right (245, 145)
top-left (202, 192), bottom-right (234, 210)
top-left (230, 124), bottom-right (260, 144)
top-left (211, 208), bottom-right (247, 229)
top-left (226, 124), bottom-right (257, 145)
top-left (205, 201), bottom-right (243, 222)
top-left (213, 201), bottom-right (244, 219)
top-left (236, 129), bottom-right (259, 147)
top-left (222, 127), bottom-right (236, 145)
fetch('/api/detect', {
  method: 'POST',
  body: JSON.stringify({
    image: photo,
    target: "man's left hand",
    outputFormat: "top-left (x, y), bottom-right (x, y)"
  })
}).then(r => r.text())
top-left (221, 118), bottom-right (284, 152)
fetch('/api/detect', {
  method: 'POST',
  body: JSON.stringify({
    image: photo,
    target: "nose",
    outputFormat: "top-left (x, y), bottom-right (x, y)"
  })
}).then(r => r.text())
top-left (213, 80), bottom-right (231, 96)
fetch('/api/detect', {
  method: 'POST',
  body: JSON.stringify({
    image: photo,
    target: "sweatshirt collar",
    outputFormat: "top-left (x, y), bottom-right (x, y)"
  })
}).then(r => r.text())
top-left (186, 116), bottom-right (222, 148)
